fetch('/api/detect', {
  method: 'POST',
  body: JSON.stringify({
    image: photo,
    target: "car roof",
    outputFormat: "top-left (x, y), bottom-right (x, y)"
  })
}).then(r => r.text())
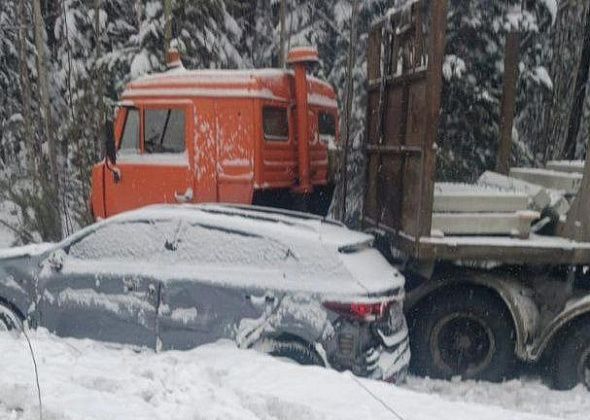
top-left (108, 204), bottom-right (372, 249)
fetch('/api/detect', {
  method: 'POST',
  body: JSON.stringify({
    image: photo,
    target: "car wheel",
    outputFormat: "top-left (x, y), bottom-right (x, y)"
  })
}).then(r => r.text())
top-left (255, 336), bottom-right (323, 366)
top-left (552, 320), bottom-right (590, 390)
top-left (0, 302), bottom-right (22, 333)
top-left (409, 288), bottom-right (515, 382)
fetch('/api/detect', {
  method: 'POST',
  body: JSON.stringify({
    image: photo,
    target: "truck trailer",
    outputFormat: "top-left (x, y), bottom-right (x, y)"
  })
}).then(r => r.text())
top-left (362, 0), bottom-right (590, 389)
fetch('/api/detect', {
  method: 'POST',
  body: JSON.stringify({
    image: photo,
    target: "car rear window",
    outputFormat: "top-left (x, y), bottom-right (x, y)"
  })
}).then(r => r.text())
top-left (263, 107), bottom-right (289, 141)
top-left (173, 223), bottom-right (289, 266)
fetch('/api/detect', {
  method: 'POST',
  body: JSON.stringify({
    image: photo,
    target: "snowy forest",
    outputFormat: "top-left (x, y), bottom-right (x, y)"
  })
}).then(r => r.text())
top-left (0, 0), bottom-right (588, 243)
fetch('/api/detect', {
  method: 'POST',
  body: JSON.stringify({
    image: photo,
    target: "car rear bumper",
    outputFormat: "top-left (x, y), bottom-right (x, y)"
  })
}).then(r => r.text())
top-left (372, 324), bottom-right (411, 383)
top-left (324, 303), bottom-right (411, 382)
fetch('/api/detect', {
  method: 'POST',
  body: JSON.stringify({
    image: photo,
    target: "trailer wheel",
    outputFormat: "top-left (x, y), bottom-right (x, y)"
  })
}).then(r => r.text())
top-left (552, 321), bottom-right (590, 390)
top-left (409, 288), bottom-right (515, 382)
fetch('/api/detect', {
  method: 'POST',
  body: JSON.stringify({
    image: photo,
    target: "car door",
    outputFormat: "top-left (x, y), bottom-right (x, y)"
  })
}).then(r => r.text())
top-left (37, 219), bottom-right (177, 348)
top-left (104, 103), bottom-right (195, 216)
top-left (157, 220), bottom-right (289, 350)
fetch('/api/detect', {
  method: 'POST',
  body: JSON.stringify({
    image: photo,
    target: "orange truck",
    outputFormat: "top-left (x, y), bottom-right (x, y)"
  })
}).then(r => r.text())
top-left (90, 47), bottom-right (339, 219)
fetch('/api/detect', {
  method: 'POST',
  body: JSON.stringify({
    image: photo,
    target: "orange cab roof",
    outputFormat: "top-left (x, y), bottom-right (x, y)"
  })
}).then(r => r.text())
top-left (122, 68), bottom-right (338, 108)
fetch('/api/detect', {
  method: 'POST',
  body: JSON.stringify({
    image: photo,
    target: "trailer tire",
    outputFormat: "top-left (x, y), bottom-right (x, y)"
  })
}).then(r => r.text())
top-left (409, 288), bottom-right (515, 382)
top-left (552, 321), bottom-right (590, 390)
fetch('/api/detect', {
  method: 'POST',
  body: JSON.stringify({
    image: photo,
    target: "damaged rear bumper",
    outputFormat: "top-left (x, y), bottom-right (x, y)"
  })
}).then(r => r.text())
top-left (324, 303), bottom-right (411, 382)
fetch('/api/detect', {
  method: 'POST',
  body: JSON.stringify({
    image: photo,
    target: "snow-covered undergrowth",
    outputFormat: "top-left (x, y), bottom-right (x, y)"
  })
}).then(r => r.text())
top-left (0, 329), bottom-right (586, 420)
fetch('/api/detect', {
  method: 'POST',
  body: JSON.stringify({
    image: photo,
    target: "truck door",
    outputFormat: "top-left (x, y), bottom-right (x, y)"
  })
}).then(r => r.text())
top-left (104, 103), bottom-right (194, 216)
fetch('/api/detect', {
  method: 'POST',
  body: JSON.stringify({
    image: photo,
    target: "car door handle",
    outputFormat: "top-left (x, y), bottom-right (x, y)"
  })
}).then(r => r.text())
top-left (174, 187), bottom-right (193, 203)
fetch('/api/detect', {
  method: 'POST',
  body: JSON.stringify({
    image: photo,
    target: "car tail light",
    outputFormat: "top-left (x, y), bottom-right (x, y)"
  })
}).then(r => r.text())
top-left (323, 300), bottom-right (393, 321)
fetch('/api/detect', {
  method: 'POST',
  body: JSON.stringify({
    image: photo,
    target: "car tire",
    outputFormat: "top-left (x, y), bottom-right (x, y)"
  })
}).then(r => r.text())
top-left (0, 302), bottom-right (22, 333)
top-left (552, 320), bottom-right (590, 390)
top-left (409, 288), bottom-right (515, 382)
top-left (256, 336), bottom-right (323, 366)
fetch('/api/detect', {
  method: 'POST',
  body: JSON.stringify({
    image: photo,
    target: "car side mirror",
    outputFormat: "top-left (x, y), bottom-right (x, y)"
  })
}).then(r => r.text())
top-left (46, 249), bottom-right (65, 272)
top-left (104, 120), bottom-right (117, 165)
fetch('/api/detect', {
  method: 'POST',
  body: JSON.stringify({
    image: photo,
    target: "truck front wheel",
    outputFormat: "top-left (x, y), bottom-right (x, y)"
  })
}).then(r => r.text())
top-left (552, 321), bottom-right (590, 390)
top-left (409, 288), bottom-right (515, 382)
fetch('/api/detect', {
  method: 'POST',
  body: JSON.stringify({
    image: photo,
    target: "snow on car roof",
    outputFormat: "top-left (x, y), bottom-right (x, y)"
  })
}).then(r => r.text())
top-left (108, 204), bottom-right (373, 249)
top-left (6, 205), bottom-right (400, 299)
top-left (51, 204), bottom-right (401, 299)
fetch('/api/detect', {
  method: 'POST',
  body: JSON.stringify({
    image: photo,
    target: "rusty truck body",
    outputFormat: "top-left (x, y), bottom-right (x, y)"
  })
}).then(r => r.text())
top-left (362, 0), bottom-right (590, 389)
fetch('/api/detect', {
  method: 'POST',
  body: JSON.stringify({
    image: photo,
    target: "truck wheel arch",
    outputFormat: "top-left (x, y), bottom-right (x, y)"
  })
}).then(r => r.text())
top-left (530, 296), bottom-right (590, 361)
top-left (405, 274), bottom-right (539, 362)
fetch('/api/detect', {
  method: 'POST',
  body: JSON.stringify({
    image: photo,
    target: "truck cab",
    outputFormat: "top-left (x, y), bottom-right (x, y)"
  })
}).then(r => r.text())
top-left (90, 48), bottom-right (339, 219)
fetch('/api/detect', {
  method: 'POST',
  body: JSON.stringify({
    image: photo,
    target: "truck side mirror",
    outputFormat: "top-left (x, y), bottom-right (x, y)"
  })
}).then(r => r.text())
top-left (104, 120), bottom-right (117, 165)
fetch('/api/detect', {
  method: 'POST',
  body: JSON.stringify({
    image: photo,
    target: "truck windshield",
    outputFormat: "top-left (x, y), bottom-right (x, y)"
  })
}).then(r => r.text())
top-left (145, 108), bottom-right (185, 153)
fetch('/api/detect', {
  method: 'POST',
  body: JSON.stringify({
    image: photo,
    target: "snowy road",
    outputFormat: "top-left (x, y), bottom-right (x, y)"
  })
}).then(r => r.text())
top-left (0, 330), bottom-right (587, 420)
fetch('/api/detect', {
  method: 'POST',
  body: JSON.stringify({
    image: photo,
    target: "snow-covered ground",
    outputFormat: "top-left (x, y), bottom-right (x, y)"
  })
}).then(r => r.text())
top-left (0, 329), bottom-right (587, 420)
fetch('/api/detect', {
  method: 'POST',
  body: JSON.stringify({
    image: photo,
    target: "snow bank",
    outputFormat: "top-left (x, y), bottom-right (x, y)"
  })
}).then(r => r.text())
top-left (405, 376), bottom-right (589, 420)
top-left (0, 330), bottom-right (582, 420)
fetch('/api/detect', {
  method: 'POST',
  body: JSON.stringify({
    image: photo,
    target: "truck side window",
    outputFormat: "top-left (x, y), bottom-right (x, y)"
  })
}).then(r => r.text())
top-left (319, 112), bottom-right (336, 136)
top-left (119, 108), bottom-right (140, 153)
top-left (145, 109), bottom-right (185, 154)
top-left (263, 106), bottom-right (289, 141)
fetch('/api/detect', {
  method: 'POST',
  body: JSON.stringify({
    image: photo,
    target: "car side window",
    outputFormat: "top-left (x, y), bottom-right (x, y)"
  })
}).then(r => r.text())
top-left (174, 223), bottom-right (289, 265)
top-left (119, 108), bottom-right (140, 153)
top-left (144, 108), bottom-right (185, 154)
top-left (263, 106), bottom-right (289, 141)
top-left (68, 221), bottom-right (178, 261)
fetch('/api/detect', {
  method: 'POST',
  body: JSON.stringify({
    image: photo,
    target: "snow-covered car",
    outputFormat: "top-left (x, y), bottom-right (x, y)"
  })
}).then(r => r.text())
top-left (0, 204), bottom-right (409, 382)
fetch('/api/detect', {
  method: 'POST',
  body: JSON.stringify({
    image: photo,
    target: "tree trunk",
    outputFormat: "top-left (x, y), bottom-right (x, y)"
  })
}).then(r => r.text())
top-left (95, 0), bottom-right (105, 160)
top-left (32, 0), bottom-right (59, 183)
top-left (18, 0), bottom-right (37, 174)
top-left (562, 4), bottom-right (590, 160)
top-left (496, 32), bottom-right (520, 175)
top-left (32, 0), bottom-right (63, 239)
top-left (164, 0), bottom-right (172, 51)
top-left (279, 0), bottom-right (287, 67)
top-left (338, 0), bottom-right (360, 221)
top-left (543, 0), bottom-right (590, 161)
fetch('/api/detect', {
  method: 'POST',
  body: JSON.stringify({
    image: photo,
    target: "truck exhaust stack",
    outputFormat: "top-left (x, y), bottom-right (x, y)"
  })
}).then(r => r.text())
top-left (287, 47), bottom-right (319, 194)
top-left (166, 48), bottom-right (183, 70)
